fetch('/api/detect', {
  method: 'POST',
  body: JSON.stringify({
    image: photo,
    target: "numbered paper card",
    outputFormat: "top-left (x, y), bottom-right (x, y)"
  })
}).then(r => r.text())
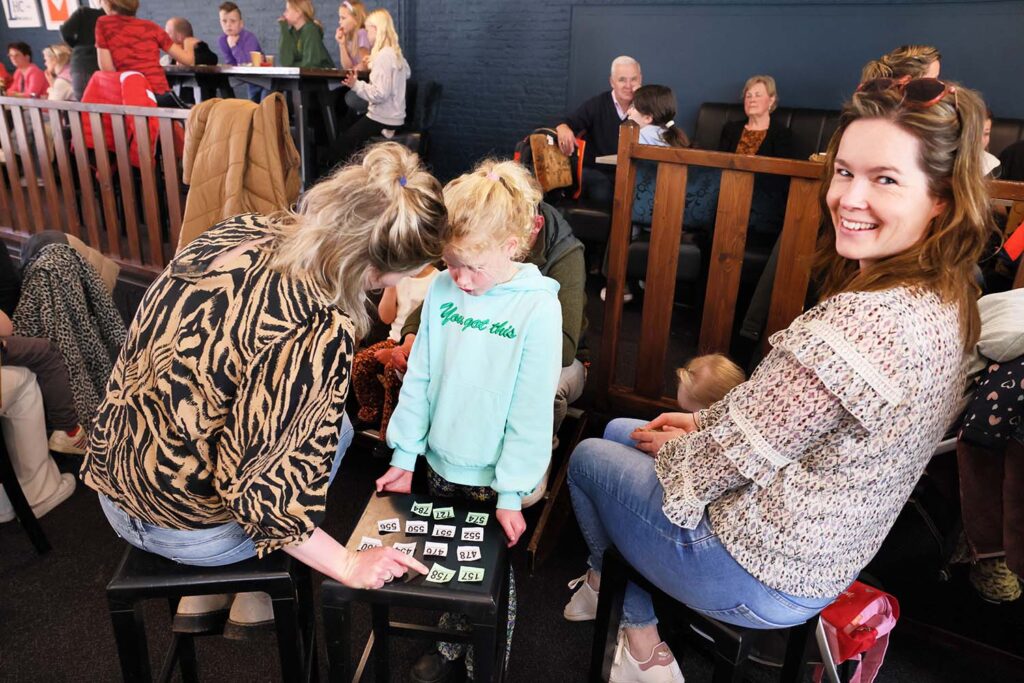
top-left (461, 527), bottom-right (484, 543)
top-left (432, 524), bottom-right (456, 539)
top-left (393, 542), bottom-right (417, 556)
top-left (458, 566), bottom-right (485, 583)
top-left (424, 541), bottom-right (448, 557)
top-left (456, 545), bottom-right (481, 562)
top-left (425, 563), bottom-right (456, 584)
top-left (378, 518), bottom-right (401, 534)
top-left (356, 536), bottom-right (383, 551)
top-left (465, 512), bottom-right (490, 525)
top-left (433, 506), bottom-right (455, 520)
top-left (405, 519), bottom-right (429, 535)
top-left (411, 501), bottom-right (434, 517)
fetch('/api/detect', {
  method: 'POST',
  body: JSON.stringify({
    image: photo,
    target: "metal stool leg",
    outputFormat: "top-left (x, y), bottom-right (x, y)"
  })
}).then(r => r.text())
top-left (590, 550), bottom-right (628, 682)
top-left (371, 604), bottom-right (390, 683)
top-left (108, 597), bottom-right (153, 682)
top-left (0, 438), bottom-right (49, 553)
top-left (272, 593), bottom-right (304, 683)
top-left (816, 617), bottom-right (842, 683)
top-left (323, 601), bottom-right (352, 683)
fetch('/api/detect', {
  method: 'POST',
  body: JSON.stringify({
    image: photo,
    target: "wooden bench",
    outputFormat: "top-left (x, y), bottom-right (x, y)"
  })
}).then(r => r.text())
top-left (0, 96), bottom-right (190, 284)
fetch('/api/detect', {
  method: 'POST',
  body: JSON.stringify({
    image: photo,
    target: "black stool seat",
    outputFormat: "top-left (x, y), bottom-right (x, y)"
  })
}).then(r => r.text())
top-left (322, 492), bottom-right (510, 682)
top-left (591, 548), bottom-right (847, 683)
top-left (106, 544), bottom-right (315, 682)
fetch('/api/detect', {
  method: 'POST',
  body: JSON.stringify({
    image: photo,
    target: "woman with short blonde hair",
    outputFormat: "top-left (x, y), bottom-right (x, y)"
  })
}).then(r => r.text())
top-left (718, 73), bottom-right (794, 158)
top-left (42, 44), bottom-right (73, 101)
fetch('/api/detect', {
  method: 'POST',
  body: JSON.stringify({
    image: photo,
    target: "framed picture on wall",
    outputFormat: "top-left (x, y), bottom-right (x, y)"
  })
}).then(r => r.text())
top-left (40, 0), bottom-right (77, 30)
top-left (2, 0), bottom-right (43, 28)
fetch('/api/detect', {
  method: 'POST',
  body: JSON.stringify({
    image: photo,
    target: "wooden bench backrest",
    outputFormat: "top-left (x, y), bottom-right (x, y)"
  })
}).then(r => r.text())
top-left (596, 122), bottom-right (1024, 417)
top-left (0, 96), bottom-right (191, 280)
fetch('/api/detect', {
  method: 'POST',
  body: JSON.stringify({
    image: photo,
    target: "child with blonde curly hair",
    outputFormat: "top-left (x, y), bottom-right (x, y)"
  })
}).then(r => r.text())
top-left (376, 158), bottom-right (562, 681)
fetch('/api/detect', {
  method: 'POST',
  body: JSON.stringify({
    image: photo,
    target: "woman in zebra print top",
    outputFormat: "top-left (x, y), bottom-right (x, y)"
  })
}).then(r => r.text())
top-left (82, 144), bottom-right (446, 618)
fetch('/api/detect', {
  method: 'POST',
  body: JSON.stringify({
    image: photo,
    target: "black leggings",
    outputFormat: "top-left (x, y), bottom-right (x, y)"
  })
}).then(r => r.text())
top-left (330, 114), bottom-right (387, 166)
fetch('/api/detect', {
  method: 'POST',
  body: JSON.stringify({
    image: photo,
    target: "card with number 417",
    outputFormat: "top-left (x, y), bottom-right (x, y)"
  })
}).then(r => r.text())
top-left (411, 501), bottom-right (433, 517)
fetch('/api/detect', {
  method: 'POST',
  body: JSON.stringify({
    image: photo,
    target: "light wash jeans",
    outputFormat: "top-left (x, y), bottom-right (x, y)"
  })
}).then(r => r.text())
top-left (99, 413), bottom-right (354, 567)
top-left (567, 418), bottom-right (833, 629)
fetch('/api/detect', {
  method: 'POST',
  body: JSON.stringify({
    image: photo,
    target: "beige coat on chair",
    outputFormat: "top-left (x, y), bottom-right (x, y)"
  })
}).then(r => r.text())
top-left (177, 93), bottom-right (301, 252)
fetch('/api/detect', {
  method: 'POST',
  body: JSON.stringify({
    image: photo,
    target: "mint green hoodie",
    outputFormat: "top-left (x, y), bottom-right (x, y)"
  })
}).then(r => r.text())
top-left (386, 263), bottom-right (562, 510)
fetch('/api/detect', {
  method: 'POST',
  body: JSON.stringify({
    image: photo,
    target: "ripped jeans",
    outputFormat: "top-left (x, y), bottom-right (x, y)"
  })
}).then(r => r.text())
top-left (567, 418), bottom-right (832, 629)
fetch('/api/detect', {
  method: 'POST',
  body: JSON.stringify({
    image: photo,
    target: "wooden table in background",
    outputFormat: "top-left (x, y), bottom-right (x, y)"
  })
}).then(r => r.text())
top-left (165, 64), bottom-right (344, 187)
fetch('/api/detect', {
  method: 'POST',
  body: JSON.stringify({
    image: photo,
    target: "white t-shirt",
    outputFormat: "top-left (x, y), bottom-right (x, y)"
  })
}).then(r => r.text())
top-left (389, 269), bottom-right (439, 341)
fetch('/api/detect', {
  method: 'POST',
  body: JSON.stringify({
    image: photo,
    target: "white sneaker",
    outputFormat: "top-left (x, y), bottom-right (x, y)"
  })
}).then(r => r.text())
top-left (610, 632), bottom-right (685, 683)
top-left (563, 571), bottom-right (600, 621)
top-left (48, 427), bottom-right (88, 455)
top-left (600, 286), bottom-right (634, 303)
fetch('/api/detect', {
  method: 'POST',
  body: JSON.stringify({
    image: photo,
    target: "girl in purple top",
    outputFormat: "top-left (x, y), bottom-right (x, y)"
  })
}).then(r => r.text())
top-left (217, 1), bottom-right (263, 65)
top-left (335, 0), bottom-right (370, 71)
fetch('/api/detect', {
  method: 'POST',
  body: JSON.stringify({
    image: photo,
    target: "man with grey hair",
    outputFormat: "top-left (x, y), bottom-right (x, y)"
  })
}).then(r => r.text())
top-left (555, 55), bottom-right (641, 206)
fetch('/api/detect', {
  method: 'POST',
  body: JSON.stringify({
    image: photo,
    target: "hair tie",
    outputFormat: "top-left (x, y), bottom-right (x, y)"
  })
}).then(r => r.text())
top-left (398, 176), bottom-right (407, 187)
top-left (665, 120), bottom-right (675, 129)
top-left (486, 171), bottom-right (500, 181)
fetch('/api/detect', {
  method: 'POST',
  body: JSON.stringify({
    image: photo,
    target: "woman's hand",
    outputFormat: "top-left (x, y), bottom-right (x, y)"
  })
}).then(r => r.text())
top-left (338, 546), bottom-right (429, 589)
top-left (631, 428), bottom-right (684, 456)
top-left (374, 347), bottom-right (391, 364)
top-left (641, 412), bottom-right (698, 434)
top-left (496, 509), bottom-right (527, 547)
top-left (375, 466), bottom-right (412, 493)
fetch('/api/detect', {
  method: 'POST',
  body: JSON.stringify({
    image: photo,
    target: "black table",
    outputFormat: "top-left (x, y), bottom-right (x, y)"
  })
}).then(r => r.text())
top-left (165, 64), bottom-right (344, 187)
top-left (322, 492), bottom-right (510, 682)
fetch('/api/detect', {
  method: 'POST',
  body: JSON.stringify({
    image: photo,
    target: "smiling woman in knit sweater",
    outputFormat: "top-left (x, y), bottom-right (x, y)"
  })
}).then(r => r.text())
top-left (563, 79), bottom-right (994, 682)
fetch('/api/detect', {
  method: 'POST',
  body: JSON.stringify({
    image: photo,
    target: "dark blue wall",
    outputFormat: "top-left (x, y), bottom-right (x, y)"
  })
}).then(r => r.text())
top-left (3, 0), bottom-right (1022, 180)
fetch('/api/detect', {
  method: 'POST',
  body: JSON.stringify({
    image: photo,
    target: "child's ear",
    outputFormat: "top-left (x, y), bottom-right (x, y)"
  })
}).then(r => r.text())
top-left (504, 236), bottom-right (519, 258)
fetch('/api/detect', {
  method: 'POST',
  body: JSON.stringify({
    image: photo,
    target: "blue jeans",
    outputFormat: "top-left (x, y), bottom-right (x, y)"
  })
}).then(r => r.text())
top-left (99, 412), bottom-right (354, 567)
top-left (567, 418), bottom-right (833, 629)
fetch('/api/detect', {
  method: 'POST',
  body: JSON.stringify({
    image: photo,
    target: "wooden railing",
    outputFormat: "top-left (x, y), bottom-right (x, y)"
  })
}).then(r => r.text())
top-left (0, 97), bottom-right (191, 280)
top-left (597, 122), bottom-right (1024, 417)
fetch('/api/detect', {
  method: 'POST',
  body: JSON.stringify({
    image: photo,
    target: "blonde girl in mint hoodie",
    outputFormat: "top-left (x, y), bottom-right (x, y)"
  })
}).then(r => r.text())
top-left (376, 159), bottom-right (562, 681)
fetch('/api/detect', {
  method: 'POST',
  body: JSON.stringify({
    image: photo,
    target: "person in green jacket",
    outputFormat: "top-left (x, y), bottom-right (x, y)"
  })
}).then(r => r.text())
top-left (278, 0), bottom-right (335, 69)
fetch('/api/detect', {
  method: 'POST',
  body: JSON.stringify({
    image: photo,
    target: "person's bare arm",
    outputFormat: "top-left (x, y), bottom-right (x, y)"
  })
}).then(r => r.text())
top-left (0, 310), bottom-right (13, 337)
top-left (97, 47), bottom-right (115, 72)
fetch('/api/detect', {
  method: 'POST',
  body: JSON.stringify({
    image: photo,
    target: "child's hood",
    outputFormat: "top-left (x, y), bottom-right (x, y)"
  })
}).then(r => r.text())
top-left (483, 263), bottom-right (559, 297)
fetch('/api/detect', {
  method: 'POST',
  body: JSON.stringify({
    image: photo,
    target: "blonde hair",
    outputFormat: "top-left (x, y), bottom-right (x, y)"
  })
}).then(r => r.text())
top-left (43, 44), bottom-right (71, 69)
top-left (339, 0), bottom-right (368, 56)
top-left (365, 8), bottom-right (403, 65)
top-left (860, 44), bottom-right (941, 82)
top-left (743, 75), bottom-right (778, 112)
top-left (287, 0), bottom-right (322, 29)
top-left (443, 159), bottom-right (543, 259)
top-left (814, 82), bottom-right (993, 351)
top-left (267, 143), bottom-right (448, 338)
top-left (676, 354), bottom-right (745, 409)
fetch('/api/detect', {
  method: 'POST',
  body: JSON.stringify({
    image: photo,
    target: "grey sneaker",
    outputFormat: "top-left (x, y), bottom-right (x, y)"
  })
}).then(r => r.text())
top-left (563, 571), bottom-right (600, 621)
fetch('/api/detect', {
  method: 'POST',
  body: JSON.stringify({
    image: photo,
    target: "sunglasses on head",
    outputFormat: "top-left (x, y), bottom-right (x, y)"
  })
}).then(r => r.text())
top-left (856, 76), bottom-right (957, 110)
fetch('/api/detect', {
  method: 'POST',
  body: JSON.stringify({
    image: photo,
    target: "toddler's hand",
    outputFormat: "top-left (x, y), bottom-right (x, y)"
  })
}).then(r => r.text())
top-left (631, 428), bottom-right (682, 457)
top-left (496, 509), bottom-right (527, 547)
top-left (375, 466), bottom-right (412, 494)
top-left (389, 346), bottom-right (409, 372)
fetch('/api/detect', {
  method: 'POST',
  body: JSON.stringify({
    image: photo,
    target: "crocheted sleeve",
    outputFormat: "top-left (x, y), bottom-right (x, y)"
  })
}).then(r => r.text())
top-left (655, 292), bottom-right (914, 528)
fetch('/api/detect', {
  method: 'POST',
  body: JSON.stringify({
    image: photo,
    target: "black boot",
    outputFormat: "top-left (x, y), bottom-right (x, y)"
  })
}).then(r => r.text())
top-left (410, 652), bottom-right (458, 683)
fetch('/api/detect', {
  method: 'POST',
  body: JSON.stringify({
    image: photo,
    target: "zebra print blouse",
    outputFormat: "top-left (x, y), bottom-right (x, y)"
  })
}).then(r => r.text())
top-left (81, 214), bottom-right (355, 556)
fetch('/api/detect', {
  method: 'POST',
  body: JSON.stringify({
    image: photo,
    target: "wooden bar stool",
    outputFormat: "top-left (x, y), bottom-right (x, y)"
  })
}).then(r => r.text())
top-left (590, 547), bottom-right (848, 683)
top-left (105, 545), bottom-right (316, 682)
top-left (322, 492), bottom-right (510, 682)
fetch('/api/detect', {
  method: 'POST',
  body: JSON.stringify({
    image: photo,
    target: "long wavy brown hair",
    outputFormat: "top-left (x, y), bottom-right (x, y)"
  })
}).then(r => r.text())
top-left (813, 82), bottom-right (994, 350)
